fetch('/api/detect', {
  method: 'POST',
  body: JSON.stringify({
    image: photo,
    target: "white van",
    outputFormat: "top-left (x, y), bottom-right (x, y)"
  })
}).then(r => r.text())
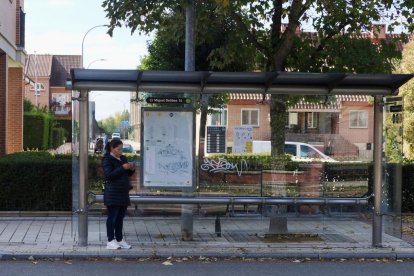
top-left (111, 132), bottom-right (121, 139)
top-left (252, 141), bottom-right (337, 162)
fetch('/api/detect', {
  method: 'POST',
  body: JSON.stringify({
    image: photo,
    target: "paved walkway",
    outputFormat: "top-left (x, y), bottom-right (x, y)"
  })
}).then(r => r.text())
top-left (1, 216), bottom-right (414, 260)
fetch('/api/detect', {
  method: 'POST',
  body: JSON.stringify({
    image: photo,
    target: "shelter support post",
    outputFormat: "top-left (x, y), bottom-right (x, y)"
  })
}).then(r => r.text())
top-left (373, 95), bottom-right (383, 247)
top-left (78, 90), bottom-right (89, 246)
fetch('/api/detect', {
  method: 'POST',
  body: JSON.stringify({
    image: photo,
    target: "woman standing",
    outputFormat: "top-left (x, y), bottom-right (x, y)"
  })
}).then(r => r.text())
top-left (102, 139), bottom-right (135, 249)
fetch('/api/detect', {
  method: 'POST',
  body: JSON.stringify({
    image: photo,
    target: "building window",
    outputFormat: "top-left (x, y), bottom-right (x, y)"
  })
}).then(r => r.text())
top-left (349, 110), bottom-right (368, 128)
top-left (306, 112), bottom-right (318, 129)
top-left (30, 83), bottom-right (45, 94)
top-left (286, 112), bottom-right (298, 128)
top-left (209, 108), bottom-right (227, 126)
top-left (241, 109), bottom-right (259, 126)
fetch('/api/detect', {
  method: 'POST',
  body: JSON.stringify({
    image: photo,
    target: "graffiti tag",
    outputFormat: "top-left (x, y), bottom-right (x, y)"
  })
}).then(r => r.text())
top-left (200, 158), bottom-right (248, 176)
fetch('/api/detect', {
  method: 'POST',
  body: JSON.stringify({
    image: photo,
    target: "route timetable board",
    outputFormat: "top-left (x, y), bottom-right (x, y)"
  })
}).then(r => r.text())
top-left (206, 126), bottom-right (226, 154)
top-left (141, 108), bottom-right (195, 189)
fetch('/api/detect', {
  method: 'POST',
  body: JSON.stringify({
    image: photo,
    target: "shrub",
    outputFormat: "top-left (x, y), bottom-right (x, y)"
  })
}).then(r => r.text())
top-left (23, 112), bottom-right (53, 150)
top-left (55, 119), bottom-right (72, 143)
top-left (206, 153), bottom-right (299, 171)
top-left (0, 151), bottom-right (72, 211)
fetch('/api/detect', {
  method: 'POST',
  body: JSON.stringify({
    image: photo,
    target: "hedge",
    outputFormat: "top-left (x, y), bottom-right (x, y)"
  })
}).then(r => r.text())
top-left (0, 152), bottom-right (72, 211)
top-left (23, 112), bottom-right (53, 150)
top-left (0, 152), bottom-right (139, 211)
top-left (51, 127), bottom-right (67, 148)
top-left (55, 119), bottom-right (72, 143)
top-left (1, 152), bottom-right (414, 212)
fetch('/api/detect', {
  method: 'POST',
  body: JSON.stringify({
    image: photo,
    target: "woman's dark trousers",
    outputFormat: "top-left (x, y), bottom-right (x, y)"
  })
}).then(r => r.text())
top-left (106, 205), bottom-right (127, 242)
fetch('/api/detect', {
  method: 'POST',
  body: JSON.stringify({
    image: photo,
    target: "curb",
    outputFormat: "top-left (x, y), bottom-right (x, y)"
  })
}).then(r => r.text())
top-left (2, 251), bottom-right (414, 261)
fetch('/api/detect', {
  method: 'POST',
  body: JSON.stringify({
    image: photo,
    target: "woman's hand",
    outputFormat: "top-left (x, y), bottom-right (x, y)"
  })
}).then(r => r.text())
top-left (122, 162), bottom-right (135, 170)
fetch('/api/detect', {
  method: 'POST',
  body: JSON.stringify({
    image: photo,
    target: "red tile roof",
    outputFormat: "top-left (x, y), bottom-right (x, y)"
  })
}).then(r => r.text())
top-left (50, 55), bottom-right (81, 86)
top-left (25, 54), bottom-right (53, 77)
top-left (24, 54), bottom-right (81, 86)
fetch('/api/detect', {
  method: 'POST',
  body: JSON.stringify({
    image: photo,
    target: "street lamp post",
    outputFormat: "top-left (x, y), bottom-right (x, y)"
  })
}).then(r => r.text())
top-left (81, 24), bottom-right (109, 68)
top-left (87, 58), bottom-right (106, 69)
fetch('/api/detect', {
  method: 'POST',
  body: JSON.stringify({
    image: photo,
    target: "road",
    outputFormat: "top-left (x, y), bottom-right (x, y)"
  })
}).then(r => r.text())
top-left (1, 259), bottom-right (413, 276)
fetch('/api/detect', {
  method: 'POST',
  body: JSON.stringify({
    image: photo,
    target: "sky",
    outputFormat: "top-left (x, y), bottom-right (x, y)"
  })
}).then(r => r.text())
top-left (24, 0), bottom-right (152, 120)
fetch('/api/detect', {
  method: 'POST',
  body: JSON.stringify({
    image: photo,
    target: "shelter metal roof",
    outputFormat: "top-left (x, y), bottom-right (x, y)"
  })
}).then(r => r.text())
top-left (69, 69), bottom-right (413, 96)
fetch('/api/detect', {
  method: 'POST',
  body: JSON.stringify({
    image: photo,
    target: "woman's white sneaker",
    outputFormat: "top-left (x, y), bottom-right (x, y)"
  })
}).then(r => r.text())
top-left (117, 239), bottom-right (132, 249)
top-left (106, 240), bottom-right (121, 250)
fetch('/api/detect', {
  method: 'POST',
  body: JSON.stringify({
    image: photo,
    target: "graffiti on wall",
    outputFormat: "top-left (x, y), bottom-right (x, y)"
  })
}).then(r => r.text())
top-left (200, 158), bottom-right (247, 176)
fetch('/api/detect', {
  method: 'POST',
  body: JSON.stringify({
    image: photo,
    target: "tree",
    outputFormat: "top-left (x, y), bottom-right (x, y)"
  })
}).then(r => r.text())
top-left (102, 0), bottom-right (414, 157)
top-left (138, 9), bottom-right (253, 159)
top-left (97, 110), bottom-right (131, 138)
top-left (395, 40), bottom-right (414, 160)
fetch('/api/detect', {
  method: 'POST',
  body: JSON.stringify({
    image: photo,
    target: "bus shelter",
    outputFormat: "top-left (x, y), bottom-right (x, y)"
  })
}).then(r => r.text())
top-left (68, 69), bottom-right (413, 247)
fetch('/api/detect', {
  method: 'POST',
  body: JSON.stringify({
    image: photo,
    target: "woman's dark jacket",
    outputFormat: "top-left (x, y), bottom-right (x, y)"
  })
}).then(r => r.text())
top-left (102, 153), bottom-right (134, 206)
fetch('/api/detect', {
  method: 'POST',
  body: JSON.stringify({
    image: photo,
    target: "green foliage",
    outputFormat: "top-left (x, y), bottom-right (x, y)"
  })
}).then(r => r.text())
top-left (55, 119), bottom-right (72, 143)
top-left (103, 0), bottom-right (414, 70)
top-left (23, 99), bottom-right (35, 112)
top-left (288, 35), bottom-right (401, 74)
top-left (51, 127), bottom-right (67, 148)
top-left (394, 40), bottom-right (414, 160)
top-left (139, 35), bottom-right (184, 70)
top-left (23, 112), bottom-right (54, 150)
top-left (97, 110), bottom-right (131, 137)
top-left (206, 153), bottom-right (299, 171)
top-left (402, 164), bottom-right (414, 212)
top-left (0, 152), bottom-right (140, 211)
top-left (384, 113), bottom-right (404, 163)
top-left (0, 152), bottom-right (72, 211)
top-left (103, 0), bottom-right (414, 158)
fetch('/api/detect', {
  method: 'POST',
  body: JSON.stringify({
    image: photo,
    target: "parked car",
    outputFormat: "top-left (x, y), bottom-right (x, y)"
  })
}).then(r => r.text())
top-left (252, 141), bottom-right (337, 162)
top-left (111, 132), bottom-right (121, 139)
top-left (122, 143), bottom-right (134, 153)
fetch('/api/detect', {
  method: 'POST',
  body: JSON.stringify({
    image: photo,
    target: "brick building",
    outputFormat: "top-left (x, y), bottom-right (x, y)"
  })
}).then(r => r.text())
top-left (221, 94), bottom-right (373, 160)
top-left (24, 54), bottom-right (81, 119)
top-left (204, 25), bottom-right (410, 161)
top-left (0, 0), bottom-right (26, 155)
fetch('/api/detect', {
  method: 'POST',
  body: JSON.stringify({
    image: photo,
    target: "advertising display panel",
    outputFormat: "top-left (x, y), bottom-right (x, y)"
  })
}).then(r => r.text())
top-left (141, 108), bottom-right (195, 189)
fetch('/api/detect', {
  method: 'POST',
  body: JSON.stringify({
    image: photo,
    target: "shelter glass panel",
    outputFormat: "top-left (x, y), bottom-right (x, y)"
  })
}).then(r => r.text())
top-left (78, 91), bottom-right (404, 244)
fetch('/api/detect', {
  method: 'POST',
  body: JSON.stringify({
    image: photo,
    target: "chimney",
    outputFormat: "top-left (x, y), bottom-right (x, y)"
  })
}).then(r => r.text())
top-left (370, 24), bottom-right (386, 40)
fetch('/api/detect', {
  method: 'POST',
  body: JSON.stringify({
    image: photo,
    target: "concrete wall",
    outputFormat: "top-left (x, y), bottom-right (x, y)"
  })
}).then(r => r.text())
top-left (0, 0), bottom-right (17, 47)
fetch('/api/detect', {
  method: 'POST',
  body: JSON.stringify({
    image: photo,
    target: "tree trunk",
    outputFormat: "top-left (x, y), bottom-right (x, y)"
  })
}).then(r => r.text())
top-left (198, 96), bottom-right (208, 159)
top-left (268, 95), bottom-right (289, 234)
top-left (270, 95), bottom-right (287, 159)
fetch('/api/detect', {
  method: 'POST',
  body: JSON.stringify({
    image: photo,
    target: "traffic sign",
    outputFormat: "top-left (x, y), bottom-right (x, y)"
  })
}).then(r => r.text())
top-left (146, 97), bottom-right (191, 104)
top-left (389, 105), bottom-right (403, 113)
top-left (384, 96), bottom-right (403, 104)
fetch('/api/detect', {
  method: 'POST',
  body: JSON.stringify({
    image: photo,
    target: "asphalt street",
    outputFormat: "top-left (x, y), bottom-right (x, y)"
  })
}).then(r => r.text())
top-left (1, 259), bottom-right (414, 276)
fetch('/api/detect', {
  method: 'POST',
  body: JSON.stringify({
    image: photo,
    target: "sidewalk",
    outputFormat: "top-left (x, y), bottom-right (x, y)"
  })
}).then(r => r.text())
top-left (1, 216), bottom-right (414, 260)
